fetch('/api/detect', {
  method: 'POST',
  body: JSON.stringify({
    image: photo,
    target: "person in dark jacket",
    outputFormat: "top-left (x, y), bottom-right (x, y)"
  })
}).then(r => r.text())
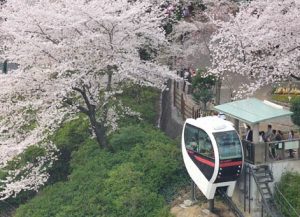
top-left (245, 125), bottom-right (253, 142)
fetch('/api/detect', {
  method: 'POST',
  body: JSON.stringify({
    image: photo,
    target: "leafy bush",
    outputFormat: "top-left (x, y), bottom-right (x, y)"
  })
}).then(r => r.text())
top-left (48, 115), bottom-right (90, 183)
top-left (14, 124), bottom-right (187, 217)
top-left (291, 98), bottom-right (300, 127)
top-left (51, 115), bottom-right (90, 151)
top-left (118, 84), bottom-right (160, 126)
top-left (192, 69), bottom-right (216, 111)
top-left (13, 86), bottom-right (187, 216)
top-left (276, 172), bottom-right (300, 216)
top-left (271, 94), bottom-right (300, 103)
top-left (109, 126), bottom-right (149, 151)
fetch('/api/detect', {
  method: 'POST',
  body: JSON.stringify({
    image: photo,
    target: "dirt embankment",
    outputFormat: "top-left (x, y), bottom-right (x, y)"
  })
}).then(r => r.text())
top-left (170, 189), bottom-right (236, 217)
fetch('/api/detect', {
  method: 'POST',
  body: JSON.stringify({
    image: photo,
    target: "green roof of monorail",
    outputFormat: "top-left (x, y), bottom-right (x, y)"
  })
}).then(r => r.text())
top-left (214, 98), bottom-right (293, 124)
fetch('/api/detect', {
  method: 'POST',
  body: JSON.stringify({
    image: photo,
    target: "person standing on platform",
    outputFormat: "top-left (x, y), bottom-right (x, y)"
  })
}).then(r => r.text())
top-left (265, 124), bottom-right (274, 142)
top-left (245, 125), bottom-right (253, 142)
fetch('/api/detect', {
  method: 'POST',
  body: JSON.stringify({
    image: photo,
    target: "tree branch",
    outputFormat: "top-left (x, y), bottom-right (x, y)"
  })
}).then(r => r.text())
top-left (63, 96), bottom-right (89, 115)
top-left (290, 74), bottom-right (300, 80)
top-left (72, 86), bottom-right (95, 114)
top-left (41, 50), bottom-right (59, 62)
top-left (287, 46), bottom-right (300, 53)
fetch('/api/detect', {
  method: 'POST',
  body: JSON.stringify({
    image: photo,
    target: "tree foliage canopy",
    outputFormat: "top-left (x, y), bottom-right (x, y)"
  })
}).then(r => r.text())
top-left (209, 0), bottom-right (300, 97)
top-left (290, 98), bottom-right (300, 127)
top-left (0, 0), bottom-right (175, 199)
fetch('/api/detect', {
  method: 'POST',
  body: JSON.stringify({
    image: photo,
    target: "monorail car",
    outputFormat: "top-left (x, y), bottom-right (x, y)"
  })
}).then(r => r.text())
top-left (182, 116), bottom-right (244, 199)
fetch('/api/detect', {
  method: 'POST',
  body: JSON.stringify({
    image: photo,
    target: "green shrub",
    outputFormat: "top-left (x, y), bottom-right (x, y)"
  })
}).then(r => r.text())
top-left (13, 86), bottom-right (187, 217)
top-left (14, 124), bottom-right (187, 217)
top-left (118, 84), bottom-right (160, 126)
top-left (276, 172), bottom-right (300, 216)
top-left (192, 70), bottom-right (216, 111)
top-left (48, 115), bottom-right (90, 183)
top-left (271, 94), bottom-right (300, 103)
top-left (109, 126), bottom-right (148, 151)
top-left (291, 98), bottom-right (300, 127)
top-left (51, 115), bottom-right (90, 151)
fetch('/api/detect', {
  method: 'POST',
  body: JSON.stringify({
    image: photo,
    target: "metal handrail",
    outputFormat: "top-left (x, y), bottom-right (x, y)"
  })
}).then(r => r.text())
top-left (250, 166), bottom-right (285, 217)
top-left (242, 138), bottom-right (300, 165)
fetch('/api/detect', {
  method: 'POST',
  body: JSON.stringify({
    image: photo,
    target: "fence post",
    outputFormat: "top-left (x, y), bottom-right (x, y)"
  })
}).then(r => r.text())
top-left (298, 140), bottom-right (300, 159)
top-left (192, 107), bottom-right (195, 119)
top-left (181, 93), bottom-right (185, 119)
top-left (173, 80), bottom-right (176, 107)
top-left (215, 78), bottom-right (222, 105)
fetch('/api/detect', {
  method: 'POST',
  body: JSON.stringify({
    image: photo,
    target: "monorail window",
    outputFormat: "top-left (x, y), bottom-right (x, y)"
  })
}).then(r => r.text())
top-left (184, 124), bottom-right (214, 159)
top-left (213, 130), bottom-right (242, 160)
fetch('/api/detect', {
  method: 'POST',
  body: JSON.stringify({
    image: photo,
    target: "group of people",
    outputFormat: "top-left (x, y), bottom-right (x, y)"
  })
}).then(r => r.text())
top-left (178, 67), bottom-right (197, 83)
top-left (245, 124), bottom-right (295, 158)
top-left (245, 124), bottom-right (294, 143)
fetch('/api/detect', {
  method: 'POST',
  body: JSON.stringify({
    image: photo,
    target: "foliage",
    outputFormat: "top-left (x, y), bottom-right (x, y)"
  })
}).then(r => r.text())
top-left (209, 0), bottom-right (300, 97)
top-left (8, 85), bottom-right (186, 215)
top-left (0, 141), bottom-right (57, 200)
top-left (47, 116), bottom-right (90, 183)
top-left (271, 94), bottom-right (300, 104)
top-left (118, 84), bottom-right (160, 126)
top-left (5, 146), bottom-right (46, 171)
top-left (290, 98), bottom-right (300, 127)
top-left (0, 0), bottom-right (175, 198)
top-left (110, 126), bottom-right (149, 151)
top-left (165, 0), bottom-right (237, 71)
top-left (192, 69), bottom-right (216, 110)
top-left (14, 124), bottom-right (187, 217)
top-left (276, 172), bottom-right (300, 216)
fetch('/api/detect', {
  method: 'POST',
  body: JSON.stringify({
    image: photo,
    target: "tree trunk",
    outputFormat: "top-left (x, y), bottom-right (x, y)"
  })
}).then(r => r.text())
top-left (291, 74), bottom-right (300, 80)
top-left (95, 123), bottom-right (108, 149)
top-left (215, 78), bottom-right (222, 105)
top-left (68, 68), bottom-right (116, 150)
top-left (88, 112), bottom-right (108, 149)
top-left (203, 102), bottom-right (207, 114)
top-left (2, 59), bottom-right (8, 74)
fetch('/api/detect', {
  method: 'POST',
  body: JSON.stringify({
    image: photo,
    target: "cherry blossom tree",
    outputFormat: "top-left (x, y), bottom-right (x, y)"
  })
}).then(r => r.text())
top-left (164, 0), bottom-right (238, 71)
top-left (0, 0), bottom-right (175, 200)
top-left (209, 0), bottom-right (300, 97)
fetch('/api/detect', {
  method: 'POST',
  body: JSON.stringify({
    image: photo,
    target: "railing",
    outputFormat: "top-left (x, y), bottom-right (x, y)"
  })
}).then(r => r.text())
top-left (242, 140), bottom-right (255, 164)
top-left (242, 139), bottom-right (300, 165)
top-left (173, 79), bottom-right (215, 119)
top-left (173, 80), bottom-right (204, 119)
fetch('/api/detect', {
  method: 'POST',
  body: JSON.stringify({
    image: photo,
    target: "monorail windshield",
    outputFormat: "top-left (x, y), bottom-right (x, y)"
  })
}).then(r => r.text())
top-left (184, 124), bottom-right (214, 159)
top-left (213, 131), bottom-right (242, 160)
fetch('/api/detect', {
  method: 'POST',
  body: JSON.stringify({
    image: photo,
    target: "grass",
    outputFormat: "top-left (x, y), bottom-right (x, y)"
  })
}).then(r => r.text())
top-left (271, 94), bottom-right (300, 104)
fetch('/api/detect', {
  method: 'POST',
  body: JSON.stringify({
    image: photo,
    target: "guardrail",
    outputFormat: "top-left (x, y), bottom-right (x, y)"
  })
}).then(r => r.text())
top-left (173, 80), bottom-right (213, 119)
top-left (173, 80), bottom-right (202, 119)
top-left (242, 139), bottom-right (300, 165)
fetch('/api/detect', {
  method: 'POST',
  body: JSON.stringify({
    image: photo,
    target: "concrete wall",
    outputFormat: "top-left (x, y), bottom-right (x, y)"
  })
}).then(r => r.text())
top-left (268, 160), bottom-right (300, 190)
top-left (234, 160), bottom-right (300, 217)
top-left (160, 79), bottom-right (184, 139)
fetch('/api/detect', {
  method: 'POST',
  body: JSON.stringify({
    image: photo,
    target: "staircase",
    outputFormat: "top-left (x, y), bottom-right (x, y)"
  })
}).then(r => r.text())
top-left (250, 165), bottom-right (283, 217)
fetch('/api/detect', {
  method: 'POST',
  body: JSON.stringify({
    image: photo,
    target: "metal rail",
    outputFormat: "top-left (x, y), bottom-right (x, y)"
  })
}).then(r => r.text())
top-left (217, 188), bottom-right (245, 217)
top-left (250, 165), bottom-right (283, 217)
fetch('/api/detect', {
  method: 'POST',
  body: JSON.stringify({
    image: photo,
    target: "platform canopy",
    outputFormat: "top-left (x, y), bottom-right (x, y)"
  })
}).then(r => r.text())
top-left (214, 98), bottom-right (293, 124)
